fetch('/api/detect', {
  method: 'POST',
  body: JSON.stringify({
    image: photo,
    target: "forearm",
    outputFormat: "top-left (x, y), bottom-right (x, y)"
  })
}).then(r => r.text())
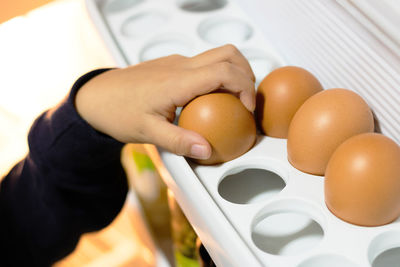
top-left (0, 69), bottom-right (128, 266)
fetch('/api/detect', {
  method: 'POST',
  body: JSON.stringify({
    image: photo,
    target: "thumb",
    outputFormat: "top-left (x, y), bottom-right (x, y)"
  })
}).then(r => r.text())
top-left (145, 119), bottom-right (212, 160)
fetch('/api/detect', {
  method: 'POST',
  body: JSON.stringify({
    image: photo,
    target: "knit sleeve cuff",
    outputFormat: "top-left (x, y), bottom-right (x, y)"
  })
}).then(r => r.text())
top-left (27, 68), bottom-right (124, 173)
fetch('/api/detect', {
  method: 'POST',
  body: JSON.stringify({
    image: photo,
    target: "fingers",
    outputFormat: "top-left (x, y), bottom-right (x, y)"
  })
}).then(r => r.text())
top-left (174, 61), bottom-right (256, 111)
top-left (143, 117), bottom-right (212, 160)
top-left (190, 44), bottom-right (256, 82)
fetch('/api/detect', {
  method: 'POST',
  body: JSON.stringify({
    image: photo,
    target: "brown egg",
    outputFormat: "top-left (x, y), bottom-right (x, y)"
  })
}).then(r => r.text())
top-left (255, 66), bottom-right (323, 138)
top-left (178, 93), bottom-right (256, 165)
top-left (178, 93), bottom-right (256, 164)
top-left (325, 133), bottom-right (400, 226)
top-left (287, 88), bottom-right (374, 175)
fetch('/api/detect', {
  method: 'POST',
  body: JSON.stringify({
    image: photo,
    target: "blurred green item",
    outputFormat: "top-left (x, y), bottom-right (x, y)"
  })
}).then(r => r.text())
top-left (175, 251), bottom-right (200, 267)
top-left (168, 189), bottom-right (200, 267)
top-left (132, 149), bottom-right (156, 172)
top-left (121, 144), bottom-right (171, 240)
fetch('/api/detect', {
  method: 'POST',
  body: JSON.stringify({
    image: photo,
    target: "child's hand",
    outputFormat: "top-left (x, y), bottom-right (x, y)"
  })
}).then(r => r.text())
top-left (76, 44), bottom-right (255, 160)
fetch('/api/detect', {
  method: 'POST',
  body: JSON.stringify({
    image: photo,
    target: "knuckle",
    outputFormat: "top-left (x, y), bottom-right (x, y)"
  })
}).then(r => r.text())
top-left (168, 54), bottom-right (186, 61)
top-left (169, 132), bottom-right (187, 156)
top-left (175, 54), bottom-right (186, 58)
top-left (217, 61), bottom-right (232, 75)
top-left (137, 120), bottom-right (152, 142)
top-left (223, 44), bottom-right (238, 55)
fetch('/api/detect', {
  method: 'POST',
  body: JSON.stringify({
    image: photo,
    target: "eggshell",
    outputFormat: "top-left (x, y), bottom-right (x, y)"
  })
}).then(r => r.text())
top-left (287, 88), bottom-right (374, 175)
top-left (255, 66), bottom-right (323, 138)
top-left (178, 93), bottom-right (256, 165)
top-left (325, 133), bottom-right (400, 226)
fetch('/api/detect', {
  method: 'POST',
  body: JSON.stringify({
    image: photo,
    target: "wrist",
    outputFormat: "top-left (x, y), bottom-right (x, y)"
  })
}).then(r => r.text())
top-left (74, 68), bottom-right (116, 136)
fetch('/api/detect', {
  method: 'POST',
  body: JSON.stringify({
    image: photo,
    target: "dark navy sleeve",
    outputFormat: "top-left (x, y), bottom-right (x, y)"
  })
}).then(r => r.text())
top-left (0, 69), bottom-right (128, 266)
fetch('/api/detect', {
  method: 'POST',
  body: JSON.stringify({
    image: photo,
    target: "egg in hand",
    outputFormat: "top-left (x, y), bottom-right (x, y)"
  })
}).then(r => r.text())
top-left (178, 93), bottom-right (257, 165)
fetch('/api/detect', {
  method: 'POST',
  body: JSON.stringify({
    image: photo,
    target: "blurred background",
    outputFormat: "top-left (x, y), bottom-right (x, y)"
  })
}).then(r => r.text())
top-left (0, 0), bottom-right (176, 266)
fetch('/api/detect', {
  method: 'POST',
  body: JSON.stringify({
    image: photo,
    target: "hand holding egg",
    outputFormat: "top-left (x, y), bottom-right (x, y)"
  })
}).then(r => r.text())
top-left (178, 93), bottom-right (256, 165)
top-left (76, 44), bottom-right (255, 160)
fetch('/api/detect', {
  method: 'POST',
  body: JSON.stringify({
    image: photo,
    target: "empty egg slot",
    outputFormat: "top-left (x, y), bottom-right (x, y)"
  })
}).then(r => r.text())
top-left (103, 0), bottom-right (144, 13)
top-left (177, 0), bottom-right (227, 12)
top-left (251, 199), bottom-right (326, 256)
top-left (373, 248), bottom-right (400, 267)
top-left (139, 35), bottom-right (194, 62)
top-left (218, 168), bottom-right (285, 205)
top-left (297, 254), bottom-right (359, 267)
top-left (121, 11), bottom-right (169, 37)
top-left (198, 17), bottom-right (253, 46)
top-left (368, 231), bottom-right (400, 267)
top-left (241, 48), bottom-right (281, 87)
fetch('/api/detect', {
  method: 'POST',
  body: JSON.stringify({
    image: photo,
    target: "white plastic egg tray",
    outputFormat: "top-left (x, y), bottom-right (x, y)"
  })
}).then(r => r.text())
top-left (85, 0), bottom-right (400, 266)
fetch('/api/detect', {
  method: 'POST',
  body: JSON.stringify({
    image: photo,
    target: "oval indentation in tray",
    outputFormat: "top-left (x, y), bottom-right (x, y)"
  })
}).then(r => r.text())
top-left (121, 11), bottom-right (169, 37)
top-left (198, 17), bottom-right (253, 45)
top-left (218, 168), bottom-right (285, 205)
top-left (368, 230), bottom-right (400, 267)
top-left (251, 199), bottom-right (326, 256)
top-left (177, 0), bottom-right (227, 12)
top-left (139, 35), bottom-right (194, 62)
top-left (297, 254), bottom-right (359, 267)
top-left (104, 0), bottom-right (144, 13)
top-left (241, 48), bottom-right (281, 87)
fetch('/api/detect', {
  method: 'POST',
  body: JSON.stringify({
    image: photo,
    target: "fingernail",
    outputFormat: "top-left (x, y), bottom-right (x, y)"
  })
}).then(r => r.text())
top-left (241, 96), bottom-right (255, 112)
top-left (190, 144), bottom-right (210, 159)
top-left (249, 100), bottom-right (256, 112)
top-left (246, 100), bottom-right (256, 112)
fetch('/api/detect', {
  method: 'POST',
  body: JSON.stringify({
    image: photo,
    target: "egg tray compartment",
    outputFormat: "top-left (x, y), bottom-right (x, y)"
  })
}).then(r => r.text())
top-left (85, 0), bottom-right (400, 266)
top-left (86, 0), bottom-right (285, 85)
top-left (186, 135), bottom-right (400, 267)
